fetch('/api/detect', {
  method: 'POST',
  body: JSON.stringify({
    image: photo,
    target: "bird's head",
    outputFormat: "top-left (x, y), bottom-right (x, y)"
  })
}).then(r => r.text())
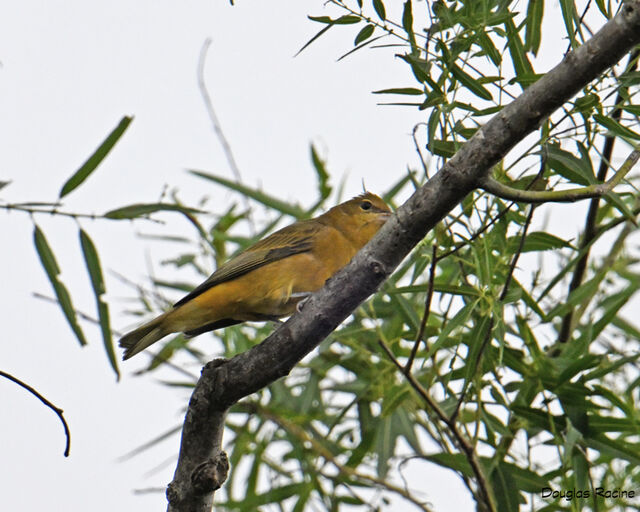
top-left (322, 192), bottom-right (392, 247)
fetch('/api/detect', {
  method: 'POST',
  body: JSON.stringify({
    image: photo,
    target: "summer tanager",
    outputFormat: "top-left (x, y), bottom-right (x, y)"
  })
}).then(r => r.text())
top-left (119, 192), bottom-right (391, 359)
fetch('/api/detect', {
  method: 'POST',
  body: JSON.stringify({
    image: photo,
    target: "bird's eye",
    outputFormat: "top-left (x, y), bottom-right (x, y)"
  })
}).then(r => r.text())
top-left (360, 200), bottom-right (372, 211)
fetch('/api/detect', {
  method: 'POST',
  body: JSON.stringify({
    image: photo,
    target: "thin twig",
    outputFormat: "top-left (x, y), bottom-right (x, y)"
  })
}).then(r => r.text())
top-left (251, 403), bottom-right (433, 512)
top-left (0, 203), bottom-right (164, 223)
top-left (197, 39), bottom-right (243, 185)
top-left (197, 39), bottom-right (253, 230)
top-left (480, 145), bottom-right (640, 203)
top-left (378, 341), bottom-right (496, 512)
top-left (405, 244), bottom-right (437, 374)
top-left (0, 370), bottom-right (71, 457)
top-left (412, 123), bottom-right (431, 179)
top-left (558, 49), bottom-right (640, 343)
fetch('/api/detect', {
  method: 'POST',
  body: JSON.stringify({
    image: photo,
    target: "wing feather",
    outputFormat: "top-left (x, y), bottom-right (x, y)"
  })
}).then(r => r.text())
top-left (174, 220), bottom-right (321, 307)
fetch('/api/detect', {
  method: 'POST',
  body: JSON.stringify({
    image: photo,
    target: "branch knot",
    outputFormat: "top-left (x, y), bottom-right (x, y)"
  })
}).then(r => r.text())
top-left (191, 451), bottom-right (230, 495)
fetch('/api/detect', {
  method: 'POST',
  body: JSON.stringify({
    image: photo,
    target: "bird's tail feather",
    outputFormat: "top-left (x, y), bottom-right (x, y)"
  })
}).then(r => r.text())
top-left (119, 312), bottom-right (170, 360)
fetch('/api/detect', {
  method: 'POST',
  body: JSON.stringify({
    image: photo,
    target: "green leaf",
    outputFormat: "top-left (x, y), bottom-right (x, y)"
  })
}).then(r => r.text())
top-left (372, 87), bottom-right (423, 96)
top-left (79, 229), bottom-right (119, 379)
top-left (59, 116), bottom-right (133, 198)
top-left (354, 24), bottom-right (375, 45)
top-left (506, 231), bottom-right (573, 253)
top-left (428, 139), bottom-right (457, 158)
top-left (423, 452), bottom-right (472, 476)
top-left (560, 0), bottom-right (577, 49)
top-left (337, 34), bottom-right (385, 62)
top-left (477, 31), bottom-right (501, 67)
top-left (296, 23), bottom-right (333, 56)
top-left (189, 170), bottom-right (306, 218)
top-left (333, 15), bottom-right (361, 25)
top-left (491, 463), bottom-right (520, 512)
top-left (0, 180), bottom-right (11, 191)
top-left (373, 0), bottom-right (386, 21)
top-left (593, 113), bottom-right (640, 140)
top-left (310, 144), bottom-right (331, 199)
top-left (427, 300), bottom-right (478, 359)
top-left (402, 0), bottom-right (417, 52)
top-left (588, 415), bottom-right (640, 434)
top-left (545, 277), bottom-right (599, 320)
top-left (505, 463), bottom-right (549, 492)
top-left (450, 64), bottom-right (493, 101)
top-left (33, 225), bottom-right (87, 346)
top-left (503, 17), bottom-right (534, 89)
top-left (525, 0), bottom-right (544, 55)
top-left (104, 202), bottom-right (205, 220)
top-left (375, 416), bottom-right (396, 478)
top-left (545, 144), bottom-right (596, 186)
top-left (585, 435), bottom-right (640, 466)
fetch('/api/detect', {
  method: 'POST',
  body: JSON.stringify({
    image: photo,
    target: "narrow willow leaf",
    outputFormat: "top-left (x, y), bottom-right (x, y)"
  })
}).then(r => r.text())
top-left (525, 0), bottom-right (544, 54)
top-left (504, 463), bottom-right (549, 492)
top-left (104, 202), bottom-right (206, 220)
top-left (560, 0), bottom-right (577, 49)
top-left (585, 436), bottom-right (640, 466)
top-left (374, 416), bottom-right (395, 478)
top-left (593, 113), bottom-right (640, 140)
top-left (372, 87), bottom-right (423, 95)
top-left (491, 464), bottom-right (520, 512)
top-left (59, 116), bottom-right (133, 198)
top-left (428, 139), bottom-right (457, 157)
top-left (545, 277), bottom-right (599, 320)
top-left (503, 17), bottom-right (534, 89)
top-left (427, 300), bottom-right (478, 359)
top-left (588, 415), bottom-right (640, 434)
top-left (477, 31), bottom-right (501, 66)
top-left (545, 144), bottom-right (596, 185)
top-left (296, 23), bottom-right (333, 56)
top-left (451, 64), bottom-right (493, 100)
top-left (464, 316), bottom-right (492, 383)
top-left (402, 0), bottom-right (417, 52)
top-left (354, 24), bottom-right (375, 45)
top-left (80, 229), bottom-right (119, 379)
top-left (0, 180), bottom-right (11, 191)
top-left (423, 452), bottom-right (473, 476)
top-left (337, 34), bottom-right (385, 62)
top-left (189, 170), bottom-right (306, 218)
top-left (310, 144), bottom-right (331, 199)
top-left (506, 231), bottom-right (573, 253)
top-left (33, 225), bottom-right (87, 346)
top-left (373, 0), bottom-right (386, 21)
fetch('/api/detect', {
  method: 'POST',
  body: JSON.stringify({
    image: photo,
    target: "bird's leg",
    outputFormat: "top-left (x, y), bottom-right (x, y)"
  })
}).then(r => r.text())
top-left (290, 292), bottom-right (312, 312)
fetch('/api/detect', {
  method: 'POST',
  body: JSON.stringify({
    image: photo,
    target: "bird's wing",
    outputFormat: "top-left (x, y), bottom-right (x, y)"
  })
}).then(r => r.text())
top-left (173, 220), bottom-right (321, 307)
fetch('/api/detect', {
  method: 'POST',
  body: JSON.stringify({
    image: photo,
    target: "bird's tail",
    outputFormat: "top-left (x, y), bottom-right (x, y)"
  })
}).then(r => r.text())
top-left (119, 312), bottom-right (171, 360)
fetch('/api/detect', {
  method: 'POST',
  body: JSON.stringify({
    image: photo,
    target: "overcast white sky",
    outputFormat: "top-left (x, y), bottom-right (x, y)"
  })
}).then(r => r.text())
top-left (2, 2), bottom-right (633, 512)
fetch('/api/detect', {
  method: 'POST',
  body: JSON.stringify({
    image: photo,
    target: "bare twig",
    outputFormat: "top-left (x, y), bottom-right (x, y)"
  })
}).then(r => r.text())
top-left (558, 49), bottom-right (640, 343)
top-left (480, 145), bottom-right (640, 203)
top-left (405, 244), bottom-right (437, 374)
top-left (0, 370), bottom-right (71, 457)
top-left (251, 403), bottom-right (433, 512)
top-left (197, 39), bottom-right (243, 185)
top-left (378, 341), bottom-right (496, 512)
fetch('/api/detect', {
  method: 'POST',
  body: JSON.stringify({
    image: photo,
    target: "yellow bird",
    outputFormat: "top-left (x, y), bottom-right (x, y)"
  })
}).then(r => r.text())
top-left (119, 192), bottom-right (391, 359)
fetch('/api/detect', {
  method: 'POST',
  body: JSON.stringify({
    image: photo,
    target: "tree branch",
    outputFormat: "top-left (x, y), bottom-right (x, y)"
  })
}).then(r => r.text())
top-left (480, 145), bottom-right (640, 203)
top-left (166, 3), bottom-right (640, 511)
top-left (0, 370), bottom-right (71, 457)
